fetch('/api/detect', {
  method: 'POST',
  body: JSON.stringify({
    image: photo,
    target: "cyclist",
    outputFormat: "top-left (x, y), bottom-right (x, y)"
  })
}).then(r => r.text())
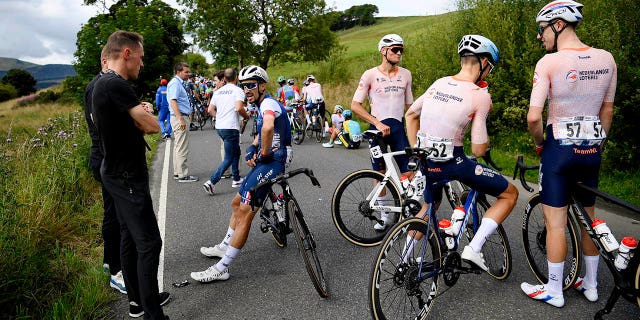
top-left (337, 110), bottom-right (362, 149)
top-left (405, 34), bottom-right (519, 272)
top-left (351, 34), bottom-right (414, 230)
top-left (191, 65), bottom-right (293, 283)
top-left (276, 75), bottom-right (288, 105)
top-left (520, 0), bottom-right (617, 308)
top-left (322, 105), bottom-right (345, 148)
top-left (303, 74), bottom-right (326, 136)
top-left (288, 78), bottom-right (301, 100)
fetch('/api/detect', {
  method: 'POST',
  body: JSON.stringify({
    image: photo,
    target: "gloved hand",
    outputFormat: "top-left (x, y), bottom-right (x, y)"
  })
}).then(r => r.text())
top-left (245, 144), bottom-right (258, 162)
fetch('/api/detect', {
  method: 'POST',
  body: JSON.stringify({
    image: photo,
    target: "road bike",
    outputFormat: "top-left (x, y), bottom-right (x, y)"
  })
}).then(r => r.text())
top-left (240, 105), bottom-right (259, 138)
top-left (331, 130), bottom-right (500, 247)
top-left (305, 99), bottom-right (325, 143)
top-left (287, 100), bottom-right (305, 145)
top-left (369, 147), bottom-right (512, 319)
top-left (192, 101), bottom-right (215, 130)
top-left (514, 155), bottom-right (640, 319)
top-left (250, 167), bottom-right (329, 298)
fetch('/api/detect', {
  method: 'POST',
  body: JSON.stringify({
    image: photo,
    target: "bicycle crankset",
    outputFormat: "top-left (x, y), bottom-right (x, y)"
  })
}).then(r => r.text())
top-left (443, 252), bottom-right (462, 286)
top-left (402, 199), bottom-right (422, 217)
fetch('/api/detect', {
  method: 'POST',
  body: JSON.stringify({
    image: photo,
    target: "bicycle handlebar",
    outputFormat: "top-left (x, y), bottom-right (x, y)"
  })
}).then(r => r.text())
top-left (512, 155), bottom-right (540, 193)
top-left (248, 168), bottom-right (321, 209)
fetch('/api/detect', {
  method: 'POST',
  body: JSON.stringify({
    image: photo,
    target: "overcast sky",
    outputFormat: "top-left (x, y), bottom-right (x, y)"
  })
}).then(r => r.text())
top-left (0, 0), bottom-right (456, 66)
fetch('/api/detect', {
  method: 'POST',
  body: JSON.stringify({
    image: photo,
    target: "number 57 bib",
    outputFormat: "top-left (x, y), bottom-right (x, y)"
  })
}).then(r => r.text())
top-left (556, 116), bottom-right (606, 146)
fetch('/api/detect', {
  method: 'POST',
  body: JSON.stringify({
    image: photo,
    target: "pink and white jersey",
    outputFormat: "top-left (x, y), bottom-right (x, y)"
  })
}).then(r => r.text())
top-left (353, 66), bottom-right (413, 122)
top-left (408, 76), bottom-right (491, 146)
top-left (530, 47), bottom-right (617, 138)
top-left (305, 83), bottom-right (324, 101)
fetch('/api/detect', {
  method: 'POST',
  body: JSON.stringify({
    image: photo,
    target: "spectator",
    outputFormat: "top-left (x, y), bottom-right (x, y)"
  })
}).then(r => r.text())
top-left (91, 30), bottom-right (170, 319)
top-left (83, 46), bottom-right (125, 295)
top-left (203, 68), bottom-right (249, 195)
top-left (168, 62), bottom-right (199, 183)
top-left (155, 78), bottom-right (171, 139)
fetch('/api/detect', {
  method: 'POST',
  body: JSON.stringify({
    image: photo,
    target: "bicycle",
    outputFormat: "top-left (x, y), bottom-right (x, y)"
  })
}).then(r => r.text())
top-left (192, 101), bottom-right (215, 130)
top-left (514, 155), bottom-right (640, 319)
top-left (369, 147), bottom-right (512, 320)
top-left (240, 104), bottom-right (259, 138)
top-left (287, 100), bottom-right (305, 145)
top-left (249, 167), bottom-right (329, 298)
top-left (331, 130), bottom-right (501, 247)
top-left (305, 99), bottom-right (325, 143)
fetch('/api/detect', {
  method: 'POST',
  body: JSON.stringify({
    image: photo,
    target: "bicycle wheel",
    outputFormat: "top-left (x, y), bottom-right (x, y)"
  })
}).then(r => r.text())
top-left (293, 117), bottom-right (305, 145)
top-left (192, 110), bottom-right (203, 130)
top-left (250, 118), bottom-right (258, 137)
top-left (370, 217), bottom-right (442, 320)
top-left (262, 195), bottom-right (287, 248)
top-left (444, 180), bottom-right (469, 211)
top-left (630, 254), bottom-right (640, 307)
top-left (197, 112), bottom-right (206, 129)
top-left (314, 118), bottom-right (323, 143)
top-left (522, 193), bottom-right (581, 290)
top-left (462, 192), bottom-right (512, 280)
top-left (332, 170), bottom-right (402, 246)
top-left (288, 197), bottom-right (329, 298)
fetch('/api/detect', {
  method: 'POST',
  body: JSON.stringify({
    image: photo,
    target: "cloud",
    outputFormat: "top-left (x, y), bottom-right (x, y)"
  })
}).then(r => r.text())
top-left (0, 0), bottom-right (95, 65)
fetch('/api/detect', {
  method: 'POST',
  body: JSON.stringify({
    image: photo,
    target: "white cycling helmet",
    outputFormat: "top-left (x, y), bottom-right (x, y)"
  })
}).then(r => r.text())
top-left (378, 34), bottom-right (404, 52)
top-left (306, 74), bottom-right (316, 82)
top-left (287, 78), bottom-right (295, 85)
top-left (334, 105), bottom-right (343, 113)
top-left (457, 34), bottom-right (500, 64)
top-left (239, 65), bottom-right (269, 83)
top-left (536, 1), bottom-right (584, 24)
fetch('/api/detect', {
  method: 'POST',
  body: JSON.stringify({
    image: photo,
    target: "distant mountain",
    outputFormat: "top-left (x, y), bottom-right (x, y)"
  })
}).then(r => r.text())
top-left (0, 57), bottom-right (77, 89)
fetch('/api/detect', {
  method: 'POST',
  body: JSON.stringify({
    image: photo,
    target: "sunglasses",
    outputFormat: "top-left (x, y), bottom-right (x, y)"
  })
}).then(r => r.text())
top-left (239, 82), bottom-right (258, 90)
top-left (537, 21), bottom-right (555, 36)
top-left (388, 46), bottom-right (404, 54)
top-left (487, 60), bottom-right (495, 74)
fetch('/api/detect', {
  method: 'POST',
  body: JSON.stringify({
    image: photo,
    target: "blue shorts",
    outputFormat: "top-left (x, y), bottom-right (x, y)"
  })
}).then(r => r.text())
top-left (420, 147), bottom-right (508, 203)
top-left (540, 125), bottom-right (601, 207)
top-left (367, 119), bottom-right (410, 172)
top-left (238, 160), bottom-right (285, 206)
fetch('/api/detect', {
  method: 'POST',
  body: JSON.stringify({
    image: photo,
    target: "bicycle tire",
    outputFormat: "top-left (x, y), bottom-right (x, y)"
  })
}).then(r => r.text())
top-left (370, 217), bottom-right (442, 320)
top-left (522, 193), bottom-right (581, 290)
top-left (332, 170), bottom-right (402, 247)
top-left (192, 110), bottom-right (203, 130)
top-left (197, 112), bottom-right (207, 129)
top-left (288, 197), bottom-right (329, 298)
top-left (460, 192), bottom-right (512, 280)
top-left (631, 254), bottom-right (640, 307)
top-left (262, 194), bottom-right (287, 248)
top-left (293, 117), bottom-right (305, 145)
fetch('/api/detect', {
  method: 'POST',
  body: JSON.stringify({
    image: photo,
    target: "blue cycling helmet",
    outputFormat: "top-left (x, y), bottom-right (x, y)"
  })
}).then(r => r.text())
top-left (342, 110), bottom-right (352, 119)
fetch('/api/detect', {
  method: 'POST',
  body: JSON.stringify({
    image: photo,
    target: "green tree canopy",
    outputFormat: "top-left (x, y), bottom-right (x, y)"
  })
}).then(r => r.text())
top-left (1, 69), bottom-right (37, 97)
top-left (179, 0), bottom-right (338, 69)
top-left (75, 0), bottom-right (187, 99)
top-left (0, 83), bottom-right (18, 102)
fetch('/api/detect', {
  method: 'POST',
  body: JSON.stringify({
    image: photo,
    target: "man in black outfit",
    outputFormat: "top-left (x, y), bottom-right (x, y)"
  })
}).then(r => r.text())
top-left (83, 48), bottom-right (125, 294)
top-left (91, 30), bottom-right (169, 319)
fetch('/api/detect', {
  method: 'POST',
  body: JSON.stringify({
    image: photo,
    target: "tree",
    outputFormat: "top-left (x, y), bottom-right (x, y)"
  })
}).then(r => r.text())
top-left (0, 83), bottom-right (18, 102)
top-left (330, 4), bottom-right (379, 31)
top-left (179, 0), bottom-right (338, 69)
top-left (176, 53), bottom-right (209, 76)
top-left (1, 69), bottom-right (37, 97)
top-left (74, 0), bottom-right (187, 100)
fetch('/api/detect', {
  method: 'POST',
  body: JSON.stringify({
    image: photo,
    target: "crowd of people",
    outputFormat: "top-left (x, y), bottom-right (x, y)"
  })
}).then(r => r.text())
top-left (83, 1), bottom-right (618, 318)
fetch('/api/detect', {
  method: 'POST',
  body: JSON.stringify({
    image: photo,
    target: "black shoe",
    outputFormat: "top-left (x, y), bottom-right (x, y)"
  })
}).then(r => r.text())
top-left (128, 292), bottom-right (171, 318)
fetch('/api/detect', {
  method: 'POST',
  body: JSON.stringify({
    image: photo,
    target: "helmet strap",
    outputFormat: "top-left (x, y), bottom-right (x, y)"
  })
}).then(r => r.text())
top-left (475, 56), bottom-right (485, 84)
top-left (550, 21), bottom-right (566, 52)
top-left (383, 49), bottom-right (398, 66)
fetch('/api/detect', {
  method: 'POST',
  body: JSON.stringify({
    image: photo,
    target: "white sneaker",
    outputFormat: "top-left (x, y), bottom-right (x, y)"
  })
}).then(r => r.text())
top-left (573, 277), bottom-right (598, 302)
top-left (231, 178), bottom-right (243, 188)
top-left (334, 140), bottom-right (342, 146)
top-left (109, 270), bottom-right (127, 294)
top-left (200, 244), bottom-right (226, 258)
top-left (203, 180), bottom-right (215, 195)
top-left (190, 265), bottom-right (230, 283)
top-left (521, 282), bottom-right (565, 308)
top-left (322, 142), bottom-right (334, 148)
top-left (373, 218), bottom-right (389, 231)
top-left (461, 245), bottom-right (488, 271)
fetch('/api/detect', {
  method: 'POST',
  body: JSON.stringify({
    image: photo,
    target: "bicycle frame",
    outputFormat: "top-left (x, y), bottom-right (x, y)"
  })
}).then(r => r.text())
top-left (366, 150), bottom-right (408, 214)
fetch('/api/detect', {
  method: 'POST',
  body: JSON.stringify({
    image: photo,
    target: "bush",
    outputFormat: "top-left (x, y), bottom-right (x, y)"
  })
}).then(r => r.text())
top-left (0, 83), bottom-right (18, 102)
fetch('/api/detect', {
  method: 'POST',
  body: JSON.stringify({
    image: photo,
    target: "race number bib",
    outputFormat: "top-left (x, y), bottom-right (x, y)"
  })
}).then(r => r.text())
top-left (556, 116), bottom-right (606, 146)
top-left (412, 171), bottom-right (426, 196)
top-left (369, 145), bottom-right (383, 158)
top-left (417, 132), bottom-right (454, 162)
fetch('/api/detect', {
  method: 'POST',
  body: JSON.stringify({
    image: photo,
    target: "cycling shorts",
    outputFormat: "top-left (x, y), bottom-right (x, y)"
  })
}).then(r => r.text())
top-left (539, 125), bottom-right (601, 207)
top-left (420, 147), bottom-right (508, 203)
top-left (305, 101), bottom-right (326, 120)
top-left (238, 160), bottom-right (285, 206)
top-left (367, 118), bottom-right (410, 172)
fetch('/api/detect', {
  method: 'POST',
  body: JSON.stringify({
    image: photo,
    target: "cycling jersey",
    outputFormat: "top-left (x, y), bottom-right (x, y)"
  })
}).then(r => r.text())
top-left (305, 82), bottom-right (324, 103)
top-left (531, 47), bottom-right (617, 207)
top-left (408, 76), bottom-right (491, 148)
top-left (352, 66), bottom-right (413, 122)
top-left (331, 113), bottom-right (344, 131)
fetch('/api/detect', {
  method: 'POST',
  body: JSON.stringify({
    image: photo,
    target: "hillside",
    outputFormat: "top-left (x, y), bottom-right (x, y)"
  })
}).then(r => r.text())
top-left (0, 57), bottom-right (76, 89)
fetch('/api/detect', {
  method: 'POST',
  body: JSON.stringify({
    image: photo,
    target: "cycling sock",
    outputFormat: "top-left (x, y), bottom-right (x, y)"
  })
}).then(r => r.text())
top-left (305, 114), bottom-right (311, 125)
top-left (403, 237), bottom-right (417, 263)
top-left (220, 227), bottom-right (235, 249)
top-left (469, 218), bottom-right (498, 253)
top-left (546, 260), bottom-right (564, 295)
top-left (582, 255), bottom-right (599, 289)
top-left (216, 245), bottom-right (240, 271)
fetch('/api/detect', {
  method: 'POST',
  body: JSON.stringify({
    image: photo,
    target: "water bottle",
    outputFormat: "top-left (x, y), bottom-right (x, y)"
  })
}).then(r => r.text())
top-left (614, 236), bottom-right (637, 270)
top-left (592, 219), bottom-right (619, 252)
top-left (438, 219), bottom-right (455, 249)
top-left (274, 194), bottom-right (286, 222)
top-left (450, 206), bottom-right (466, 236)
top-left (400, 176), bottom-right (413, 197)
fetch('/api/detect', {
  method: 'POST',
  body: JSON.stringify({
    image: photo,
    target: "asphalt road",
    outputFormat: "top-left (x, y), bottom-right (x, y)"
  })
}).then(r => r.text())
top-left (109, 125), bottom-right (640, 320)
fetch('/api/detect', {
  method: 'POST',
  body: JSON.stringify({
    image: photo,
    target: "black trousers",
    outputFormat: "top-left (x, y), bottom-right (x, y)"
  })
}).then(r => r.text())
top-left (91, 161), bottom-right (121, 275)
top-left (101, 170), bottom-right (165, 319)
